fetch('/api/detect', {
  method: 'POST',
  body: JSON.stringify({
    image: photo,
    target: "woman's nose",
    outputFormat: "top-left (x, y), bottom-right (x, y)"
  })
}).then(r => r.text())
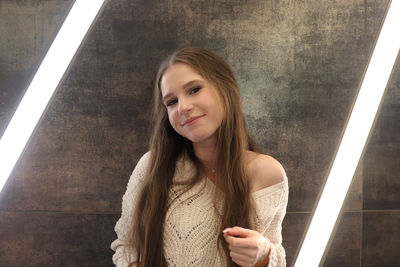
top-left (178, 97), bottom-right (193, 114)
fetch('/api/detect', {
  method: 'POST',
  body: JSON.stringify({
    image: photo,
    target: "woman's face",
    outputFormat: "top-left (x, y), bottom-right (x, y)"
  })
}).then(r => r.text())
top-left (160, 63), bottom-right (224, 146)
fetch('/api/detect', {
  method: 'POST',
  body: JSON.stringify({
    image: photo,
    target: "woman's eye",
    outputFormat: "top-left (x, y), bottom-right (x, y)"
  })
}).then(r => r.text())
top-left (166, 99), bottom-right (177, 106)
top-left (190, 87), bottom-right (201, 94)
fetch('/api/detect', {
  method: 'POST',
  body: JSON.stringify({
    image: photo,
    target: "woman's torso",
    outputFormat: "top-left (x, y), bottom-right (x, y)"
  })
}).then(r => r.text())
top-left (162, 157), bottom-right (286, 266)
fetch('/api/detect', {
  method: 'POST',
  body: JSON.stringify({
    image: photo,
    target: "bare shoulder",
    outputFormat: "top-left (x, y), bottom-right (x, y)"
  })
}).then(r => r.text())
top-left (245, 151), bottom-right (286, 191)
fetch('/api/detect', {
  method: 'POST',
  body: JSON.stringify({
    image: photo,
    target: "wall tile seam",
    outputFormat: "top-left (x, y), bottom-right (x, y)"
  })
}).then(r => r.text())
top-left (362, 209), bottom-right (400, 213)
top-left (342, 209), bottom-right (363, 212)
top-left (286, 210), bottom-right (362, 214)
top-left (285, 210), bottom-right (400, 215)
top-left (285, 211), bottom-right (311, 214)
top-left (0, 210), bottom-right (120, 215)
top-left (343, 211), bottom-right (365, 215)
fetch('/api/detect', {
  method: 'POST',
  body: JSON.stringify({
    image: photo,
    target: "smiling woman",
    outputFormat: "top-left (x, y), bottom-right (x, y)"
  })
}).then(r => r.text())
top-left (161, 63), bottom-right (224, 144)
top-left (111, 47), bottom-right (288, 267)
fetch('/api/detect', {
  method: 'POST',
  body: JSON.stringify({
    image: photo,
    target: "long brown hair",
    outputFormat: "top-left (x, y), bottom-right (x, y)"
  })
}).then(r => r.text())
top-left (133, 47), bottom-right (257, 266)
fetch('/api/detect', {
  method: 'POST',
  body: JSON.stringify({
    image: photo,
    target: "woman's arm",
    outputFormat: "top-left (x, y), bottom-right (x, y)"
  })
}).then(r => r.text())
top-left (252, 154), bottom-right (288, 266)
top-left (111, 152), bottom-right (151, 267)
top-left (261, 175), bottom-right (288, 267)
top-left (223, 154), bottom-right (289, 267)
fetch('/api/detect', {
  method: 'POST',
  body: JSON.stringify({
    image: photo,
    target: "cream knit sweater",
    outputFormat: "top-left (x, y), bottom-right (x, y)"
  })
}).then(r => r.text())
top-left (111, 152), bottom-right (288, 267)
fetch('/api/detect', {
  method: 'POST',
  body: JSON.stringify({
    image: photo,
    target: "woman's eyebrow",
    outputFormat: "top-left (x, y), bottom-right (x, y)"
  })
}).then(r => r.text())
top-left (183, 79), bottom-right (203, 89)
top-left (162, 80), bottom-right (204, 102)
top-left (162, 93), bottom-right (173, 102)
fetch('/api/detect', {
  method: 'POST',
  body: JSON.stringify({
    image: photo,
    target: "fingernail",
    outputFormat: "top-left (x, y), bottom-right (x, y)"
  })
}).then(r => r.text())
top-left (222, 228), bottom-right (229, 234)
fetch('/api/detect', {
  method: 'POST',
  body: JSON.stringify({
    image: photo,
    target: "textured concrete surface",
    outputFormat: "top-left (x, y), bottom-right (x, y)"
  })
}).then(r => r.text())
top-left (323, 212), bottom-right (362, 267)
top-left (363, 59), bottom-right (400, 210)
top-left (362, 211), bottom-right (400, 266)
top-left (0, 0), bottom-right (398, 266)
top-left (0, 0), bottom-right (75, 138)
top-left (281, 212), bottom-right (310, 266)
top-left (0, 211), bottom-right (118, 266)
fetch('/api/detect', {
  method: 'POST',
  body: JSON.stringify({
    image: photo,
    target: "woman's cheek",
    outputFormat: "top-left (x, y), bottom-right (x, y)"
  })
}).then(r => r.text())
top-left (168, 111), bottom-right (179, 132)
top-left (170, 110), bottom-right (178, 126)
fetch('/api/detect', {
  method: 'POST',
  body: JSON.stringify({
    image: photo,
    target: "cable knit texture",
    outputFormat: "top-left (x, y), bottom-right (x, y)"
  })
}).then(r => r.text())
top-left (111, 152), bottom-right (288, 267)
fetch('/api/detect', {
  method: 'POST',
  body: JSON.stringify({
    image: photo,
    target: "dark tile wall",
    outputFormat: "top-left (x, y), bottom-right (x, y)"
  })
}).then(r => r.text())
top-left (362, 211), bottom-right (400, 267)
top-left (363, 60), bottom-right (400, 210)
top-left (324, 212), bottom-right (362, 267)
top-left (282, 213), bottom-right (310, 266)
top-left (0, 211), bottom-right (119, 266)
top-left (0, 0), bottom-right (398, 266)
top-left (0, 0), bottom-right (75, 138)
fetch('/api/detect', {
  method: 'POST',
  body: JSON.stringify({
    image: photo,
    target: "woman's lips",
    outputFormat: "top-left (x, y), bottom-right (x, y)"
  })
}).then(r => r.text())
top-left (183, 114), bottom-right (205, 126)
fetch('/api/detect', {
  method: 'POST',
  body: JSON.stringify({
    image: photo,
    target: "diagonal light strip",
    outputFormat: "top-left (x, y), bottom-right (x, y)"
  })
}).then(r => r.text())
top-left (294, 1), bottom-right (400, 266)
top-left (0, 0), bottom-right (105, 193)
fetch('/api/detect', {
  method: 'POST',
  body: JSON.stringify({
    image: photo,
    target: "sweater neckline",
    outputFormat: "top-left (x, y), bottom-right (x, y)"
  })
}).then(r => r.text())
top-left (204, 175), bottom-right (287, 198)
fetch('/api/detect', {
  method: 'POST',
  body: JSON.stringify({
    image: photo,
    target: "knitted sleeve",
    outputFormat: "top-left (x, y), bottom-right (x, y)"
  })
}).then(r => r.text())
top-left (111, 152), bottom-right (151, 267)
top-left (265, 176), bottom-right (289, 267)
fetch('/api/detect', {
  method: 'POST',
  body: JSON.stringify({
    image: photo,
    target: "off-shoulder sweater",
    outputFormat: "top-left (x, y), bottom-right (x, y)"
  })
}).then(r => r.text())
top-left (111, 152), bottom-right (288, 266)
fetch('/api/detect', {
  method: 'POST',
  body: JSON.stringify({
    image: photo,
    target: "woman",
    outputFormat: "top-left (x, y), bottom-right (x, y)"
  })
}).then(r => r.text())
top-left (111, 47), bottom-right (288, 267)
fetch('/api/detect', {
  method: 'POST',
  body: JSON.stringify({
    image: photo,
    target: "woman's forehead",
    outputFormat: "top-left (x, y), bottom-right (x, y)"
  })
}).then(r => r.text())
top-left (160, 63), bottom-right (206, 94)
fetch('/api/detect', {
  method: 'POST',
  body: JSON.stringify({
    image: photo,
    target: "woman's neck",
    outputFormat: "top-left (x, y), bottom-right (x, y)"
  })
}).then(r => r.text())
top-left (192, 141), bottom-right (218, 171)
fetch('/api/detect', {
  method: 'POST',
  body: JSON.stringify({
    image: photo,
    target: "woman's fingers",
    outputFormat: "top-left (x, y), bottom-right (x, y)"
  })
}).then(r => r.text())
top-left (229, 245), bottom-right (256, 258)
top-left (223, 226), bottom-right (250, 238)
top-left (223, 226), bottom-right (271, 266)
top-left (230, 250), bottom-right (254, 267)
top-left (224, 234), bottom-right (255, 247)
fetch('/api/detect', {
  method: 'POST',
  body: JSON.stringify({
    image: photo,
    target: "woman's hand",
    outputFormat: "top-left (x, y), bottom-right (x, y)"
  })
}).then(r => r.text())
top-left (223, 226), bottom-right (271, 267)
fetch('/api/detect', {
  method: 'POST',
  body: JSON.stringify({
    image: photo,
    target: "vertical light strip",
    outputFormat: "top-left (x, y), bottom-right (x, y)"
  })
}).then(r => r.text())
top-left (294, 1), bottom-right (400, 266)
top-left (0, 0), bottom-right (105, 192)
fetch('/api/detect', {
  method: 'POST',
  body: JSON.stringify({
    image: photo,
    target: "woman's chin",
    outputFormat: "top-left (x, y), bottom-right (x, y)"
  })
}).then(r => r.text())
top-left (186, 133), bottom-right (217, 145)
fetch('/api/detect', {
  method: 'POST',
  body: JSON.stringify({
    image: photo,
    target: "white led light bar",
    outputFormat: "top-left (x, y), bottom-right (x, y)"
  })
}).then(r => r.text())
top-left (0, 0), bottom-right (105, 192)
top-left (294, 1), bottom-right (400, 266)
